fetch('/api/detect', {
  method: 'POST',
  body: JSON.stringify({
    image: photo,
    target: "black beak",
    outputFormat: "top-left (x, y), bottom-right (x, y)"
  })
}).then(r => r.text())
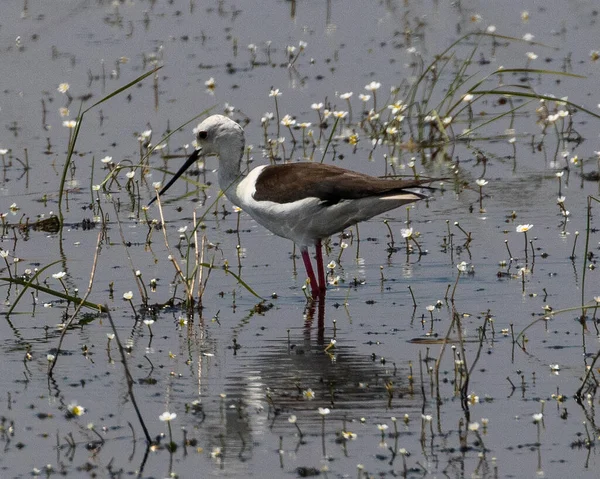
top-left (148, 148), bottom-right (201, 206)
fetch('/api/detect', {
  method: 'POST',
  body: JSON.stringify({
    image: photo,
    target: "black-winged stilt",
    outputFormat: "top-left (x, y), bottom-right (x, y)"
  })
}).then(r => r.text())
top-left (150, 115), bottom-right (438, 297)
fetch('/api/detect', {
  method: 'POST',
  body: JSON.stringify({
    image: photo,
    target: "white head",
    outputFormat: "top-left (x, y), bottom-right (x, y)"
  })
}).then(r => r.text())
top-left (193, 114), bottom-right (245, 158)
top-left (148, 114), bottom-right (245, 205)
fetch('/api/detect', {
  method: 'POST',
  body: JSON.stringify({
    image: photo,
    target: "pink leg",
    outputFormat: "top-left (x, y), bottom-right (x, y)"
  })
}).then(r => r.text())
top-left (315, 240), bottom-right (326, 293)
top-left (301, 247), bottom-right (320, 296)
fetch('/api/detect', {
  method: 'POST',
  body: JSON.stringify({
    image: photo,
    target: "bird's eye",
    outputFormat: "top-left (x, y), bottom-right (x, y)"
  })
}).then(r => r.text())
top-left (198, 130), bottom-right (208, 140)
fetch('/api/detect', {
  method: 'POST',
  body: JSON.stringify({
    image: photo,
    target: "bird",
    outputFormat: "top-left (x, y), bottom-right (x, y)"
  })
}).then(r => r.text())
top-left (150, 114), bottom-right (439, 297)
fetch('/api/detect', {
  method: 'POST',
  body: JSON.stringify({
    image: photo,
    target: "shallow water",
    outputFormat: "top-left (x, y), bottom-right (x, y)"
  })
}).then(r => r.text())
top-left (1, 0), bottom-right (600, 478)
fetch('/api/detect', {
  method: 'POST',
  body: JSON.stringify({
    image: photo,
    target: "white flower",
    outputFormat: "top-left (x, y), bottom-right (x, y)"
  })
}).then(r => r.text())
top-left (365, 81), bottom-right (381, 91)
top-left (52, 271), bottom-right (66, 279)
top-left (303, 388), bottom-right (315, 400)
top-left (126, 171), bottom-right (135, 179)
top-left (532, 413), bottom-right (543, 423)
top-left (0, 250), bottom-right (9, 258)
top-left (57, 83), bottom-right (70, 93)
top-left (159, 411), bottom-right (177, 421)
top-left (318, 407), bottom-right (330, 415)
top-left (311, 102), bottom-right (323, 110)
top-left (62, 120), bottom-right (77, 128)
top-left (204, 77), bottom-right (216, 89)
top-left (401, 228), bottom-right (413, 239)
top-left (269, 88), bottom-right (282, 97)
top-left (327, 261), bottom-right (336, 270)
top-left (281, 114), bottom-right (296, 127)
top-left (523, 33), bottom-right (535, 41)
top-left (100, 156), bottom-right (112, 164)
top-left (67, 402), bottom-right (85, 416)
top-left (516, 224), bottom-right (533, 233)
top-left (123, 291), bottom-right (133, 300)
top-left (377, 424), bottom-right (388, 431)
top-left (358, 93), bottom-right (371, 102)
top-left (475, 179), bottom-right (488, 186)
top-left (468, 422), bottom-right (480, 431)
top-left (340, 92), bottom-right (353, 100)
top-left (456, 261), bottom-right (468, 272)
top-left (387, 101), bottom-right (406, 114)
top-left (462, 94), bottom-right (474, 102)
top-left (288, 415), bottom-right (297, 423)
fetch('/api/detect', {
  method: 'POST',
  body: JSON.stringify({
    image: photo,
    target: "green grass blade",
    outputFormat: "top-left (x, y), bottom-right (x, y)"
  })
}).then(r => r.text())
top-left (83, 67), bottom-right (161, 114)
top-left (491, 68), bottom-right (585, 78)
top-left (1, 275), bottom-right (108, 314)
top-left (469, 89), bottom-right (600, 120)
top-left (58, 66), bottom-right (162, 224)
top-left (196, 263), bottom-right (263, 299)
top-left (3, 260), bottom-right (61, 315)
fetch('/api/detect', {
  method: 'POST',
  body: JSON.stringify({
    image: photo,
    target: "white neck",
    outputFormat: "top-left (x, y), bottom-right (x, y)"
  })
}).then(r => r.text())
top-left (216, 131), bottom-right (245, 206)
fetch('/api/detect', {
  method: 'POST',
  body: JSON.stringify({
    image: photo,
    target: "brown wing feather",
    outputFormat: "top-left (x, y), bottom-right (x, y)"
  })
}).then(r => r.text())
top-left (253, 163), bottom-right (435, 205)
